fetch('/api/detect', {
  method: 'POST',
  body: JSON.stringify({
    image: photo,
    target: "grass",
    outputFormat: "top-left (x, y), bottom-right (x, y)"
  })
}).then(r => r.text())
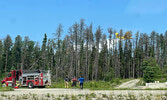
top-left (0, 86), bottom-right (14, 91)
top-left (49, 78), bottom-right (167, 90)
top-left (50, 78), bottom-right (132, 90)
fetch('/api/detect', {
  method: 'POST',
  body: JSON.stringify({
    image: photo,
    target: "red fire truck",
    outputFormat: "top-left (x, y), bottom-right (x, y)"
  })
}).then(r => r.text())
top-left (1, 70), bottom-right (51, 88)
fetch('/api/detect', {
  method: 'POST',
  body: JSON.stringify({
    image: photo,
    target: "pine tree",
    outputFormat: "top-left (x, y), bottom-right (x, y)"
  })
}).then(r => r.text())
top-left (42, 33), bottom-right (47, 69)
top-left (4, 35), bottom-right (13, 72)
top-left (0, 40), bottom-right (3, 73)
top-left (12, 35), bottom-right (22, 70)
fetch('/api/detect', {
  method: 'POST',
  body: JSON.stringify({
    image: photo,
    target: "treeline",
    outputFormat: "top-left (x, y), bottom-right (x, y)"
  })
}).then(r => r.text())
top-left (0, 19), bottom-right (167, 81)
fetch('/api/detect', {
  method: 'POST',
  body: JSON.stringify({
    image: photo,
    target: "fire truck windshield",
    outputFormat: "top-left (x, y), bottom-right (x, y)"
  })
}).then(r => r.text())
top-left (8, 73), bottom-right (12, 77)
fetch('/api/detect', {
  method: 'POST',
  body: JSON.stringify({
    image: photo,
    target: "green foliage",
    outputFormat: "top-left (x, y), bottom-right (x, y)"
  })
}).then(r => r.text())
top-left (142, 58), bottom-right (161, 83)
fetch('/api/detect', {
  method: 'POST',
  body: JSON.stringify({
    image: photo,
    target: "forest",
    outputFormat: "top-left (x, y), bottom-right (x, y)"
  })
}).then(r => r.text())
top-left (0, 19), bottom-right (167, 82)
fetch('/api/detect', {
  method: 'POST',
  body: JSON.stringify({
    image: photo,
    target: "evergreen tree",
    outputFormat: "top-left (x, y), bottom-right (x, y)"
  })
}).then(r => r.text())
top-left (4, 35), bottom-right (13, 72)
top-left (142, 58), bottom-right (161, 83)
top-left (12, 35), bottom-right (22, 70)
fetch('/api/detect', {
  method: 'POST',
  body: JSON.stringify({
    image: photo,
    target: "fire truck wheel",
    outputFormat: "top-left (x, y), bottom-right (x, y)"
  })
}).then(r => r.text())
top-left (28, 82), bottom-right (34, 88)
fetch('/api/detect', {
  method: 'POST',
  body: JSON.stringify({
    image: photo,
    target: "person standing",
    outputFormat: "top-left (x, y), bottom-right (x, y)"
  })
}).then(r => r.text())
top-left (78, 76), bottom-right (84, 89)
top-left (71, 76), bottom-right (77, 88)
top-left (64, 76), bottom-right (69, 88)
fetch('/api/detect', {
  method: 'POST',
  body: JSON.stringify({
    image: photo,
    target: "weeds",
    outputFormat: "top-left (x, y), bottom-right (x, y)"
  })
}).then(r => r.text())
top-left (102, 94), bottom-right (108, 98)
top-left (7, 95), bottom-right (11, 100)
top-left (32, 93), bottom-right (37, 98)
top-left (109, 94), bottom-right (114, 99)
top-left (128, 94), bottom-right (137, 100)
top-left (22, 94), bottom-right (29, 99)
top-left (71, 95), bottom-right (78, 100)
top-left (1, 93), bottom-right (7, 97)
top-left (77, 94), bottom-right (85, 97)
top-left (46, 93), bottom-right (50, 98)
top-left (65, 94), bottom-right (69, 99)
top-left (147, 95), bottom-right (151, 100)
top-left (85, 94), bottom-right (91, 100)
top-left (1, 93), bottom-right (167, 100)
top-left (117, 94), bottom-right (124, 100)
top-left (16, 95), bottom-right (21, 100)
top-left (51, 94), bottom-right (55, 98)
top-left (59, 94), bottom-right (64, 97)
top-left (54, 97), bottom-right (61, 100)
top-left (97, 97), bottom-right (103, 100)
top-left (89, 93), bottom-right (96, 98)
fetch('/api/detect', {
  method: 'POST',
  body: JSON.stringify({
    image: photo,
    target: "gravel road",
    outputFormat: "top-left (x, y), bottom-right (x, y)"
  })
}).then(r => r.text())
top-left (116, 79), bottom-right (140, 89)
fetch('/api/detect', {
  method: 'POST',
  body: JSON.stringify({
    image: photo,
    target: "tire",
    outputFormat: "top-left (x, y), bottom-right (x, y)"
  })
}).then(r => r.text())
top-left (28, 82), bottom-right (34, 88)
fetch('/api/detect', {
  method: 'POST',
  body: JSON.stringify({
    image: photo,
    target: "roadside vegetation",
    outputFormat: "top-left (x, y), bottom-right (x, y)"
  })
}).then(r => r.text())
top-left (50, 78), bottom-right (132, 90)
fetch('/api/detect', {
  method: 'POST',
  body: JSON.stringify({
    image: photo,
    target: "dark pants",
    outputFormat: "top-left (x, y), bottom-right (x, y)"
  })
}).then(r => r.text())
top-left (72, 81), bottom-right (77, 87)
top-left (80, 83), bottom-right (83, 89)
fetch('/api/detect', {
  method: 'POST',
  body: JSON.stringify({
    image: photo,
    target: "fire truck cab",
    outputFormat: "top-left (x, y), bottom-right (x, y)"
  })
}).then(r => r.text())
top-left (1, 70), bottom-right (51, 88)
